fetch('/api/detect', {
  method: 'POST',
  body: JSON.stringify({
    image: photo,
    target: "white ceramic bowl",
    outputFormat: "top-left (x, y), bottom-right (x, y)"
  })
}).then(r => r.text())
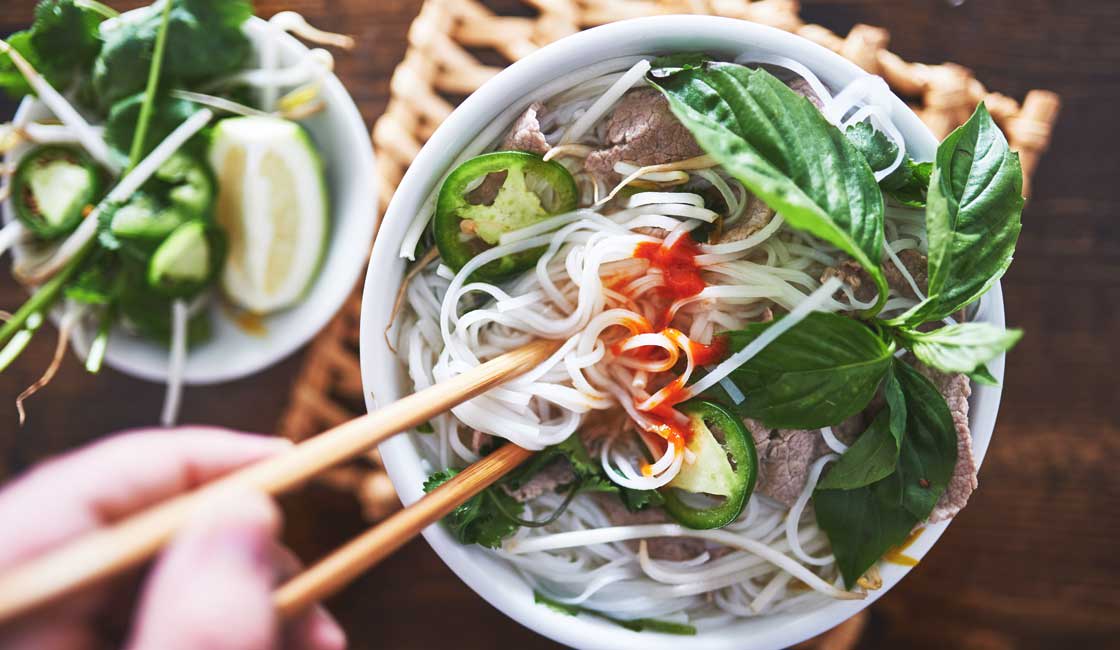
top-left (2, 15), bottom-right (377, 384)
top-left (362, 16), bottom-right (1005, 650)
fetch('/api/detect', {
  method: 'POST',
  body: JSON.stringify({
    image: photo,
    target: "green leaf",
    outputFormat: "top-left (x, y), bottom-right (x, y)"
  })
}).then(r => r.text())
top-left (720, 312), bottom-right (894, 428)
top-left (815, 359), bottom-right (958, 586)
top-left (533, 592), bottom-right (697, 636)
top-left (892, 360), bottom-right (958, 519)
top-left (817, 410), bottom-right (898, 490)
top-left (117, 267), bottom-right (211, 345)
top-left (64, 253), bottom-right (120, 305)
top-left (423, 469), bottom-right (523, 549)
top-left (889, 160), bottom-right (932, 207)
top-left (813, 470), bottom-right (915, 586)
top-left (900, 322), bottom-right (1022, 375)
top-left (1, 32), bottom-right (41, 98)
top-left (883, 366), bottom-right (907, 442)
top-left (105, 93), bottom-right (204, 161)
top-left (30, 0), bottom-right (105, 84)
top-left (650, 63), bottom-right (888, 314)
top-left (650, 52), bottom-right (711, 72)
top-left (844, 121), bottom-right (932, 208)
top-left (892, 104), bottom-right (1024, 326)
top-left (92, 0), bottom-right (253, 109)
top-left (968, 363), bottom-right (999, 386)
top-left (1, 1), bottom-right (107, 99)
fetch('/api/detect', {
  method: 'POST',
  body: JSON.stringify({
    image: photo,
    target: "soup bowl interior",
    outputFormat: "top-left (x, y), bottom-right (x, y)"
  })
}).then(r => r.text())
top-left (361, 15), bottom-right (1004, 650)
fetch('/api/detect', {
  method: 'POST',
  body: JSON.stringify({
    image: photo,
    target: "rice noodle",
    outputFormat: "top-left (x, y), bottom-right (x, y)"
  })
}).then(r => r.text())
top-left (159, 300), bottom-right (189, 427)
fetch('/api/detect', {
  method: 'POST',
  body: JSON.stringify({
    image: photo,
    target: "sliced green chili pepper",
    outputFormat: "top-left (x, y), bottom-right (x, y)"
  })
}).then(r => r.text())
top-left (434, 151), bottom-right (578, 282)
top-left (146, 220), bottom-right (226, 298)
top-left (661, 400), bottom-right (757, 529)
top-left (12, 145), bottom-right (103, 239)
top-left (107, 154), bottom-right (214, 242)
top-left (153, 152), bottom-right (215, 219)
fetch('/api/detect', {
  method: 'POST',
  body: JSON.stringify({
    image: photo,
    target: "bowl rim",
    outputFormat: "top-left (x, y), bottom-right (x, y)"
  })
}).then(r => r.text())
top-left (2, 14), bottom-right (377, 386)
top-left (362, 15), bottom-right (1005, 650)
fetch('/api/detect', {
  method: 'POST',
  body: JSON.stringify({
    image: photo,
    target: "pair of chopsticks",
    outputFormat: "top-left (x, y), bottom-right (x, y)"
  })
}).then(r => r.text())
top-left (0, 339), bottom-right (560, 625)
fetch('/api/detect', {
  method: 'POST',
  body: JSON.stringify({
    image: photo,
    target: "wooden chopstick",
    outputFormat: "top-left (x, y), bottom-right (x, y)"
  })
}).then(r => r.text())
top-left (274, 442), bottom-right (534, 617)
top-left (0, 339), bottom-right (560, 625)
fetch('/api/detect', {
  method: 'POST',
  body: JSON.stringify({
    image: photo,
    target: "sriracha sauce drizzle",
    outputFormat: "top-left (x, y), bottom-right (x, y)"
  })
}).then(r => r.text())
top-left (609, 234), bottom-right (732, 458)
top-left (634, 233), bottom-right (706, 301)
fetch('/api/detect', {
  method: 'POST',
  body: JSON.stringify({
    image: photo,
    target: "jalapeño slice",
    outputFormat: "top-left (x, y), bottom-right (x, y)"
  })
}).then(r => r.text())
top-left (434, 151), bottom-right (578, 282)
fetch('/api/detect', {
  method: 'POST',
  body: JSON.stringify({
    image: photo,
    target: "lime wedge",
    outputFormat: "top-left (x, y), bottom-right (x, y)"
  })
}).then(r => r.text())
top-left (208, 116), bottom-right (328, 313)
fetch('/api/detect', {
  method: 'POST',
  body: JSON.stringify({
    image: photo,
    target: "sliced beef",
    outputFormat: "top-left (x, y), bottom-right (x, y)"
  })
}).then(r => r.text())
top-left (584, 89), bottom-right (705, 182)
top-left (502, 102), bottom-right (551, 156)
top-left (503, 458), bottom-right (576, 502)
top-left (594, 494), bottom-right (707, 561)
top-left (786, 77), bottom-right (825, 111)
top-left (717, 194), bottom-right (776, 243)
top-left (744, 419), bottom-right (828, 507)
top-left (822, 249), bottom-right (929, 303)
top-left (912, 363), bottom-right (976, 523)
top-left (832, 411), bottom-right (869, 445)
top-left (469, 430), bottom-right (494, 455)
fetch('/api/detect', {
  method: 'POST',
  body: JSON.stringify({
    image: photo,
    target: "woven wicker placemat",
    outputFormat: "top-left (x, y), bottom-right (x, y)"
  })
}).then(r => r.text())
top-left (278, 1), bottom-right (1059, 641)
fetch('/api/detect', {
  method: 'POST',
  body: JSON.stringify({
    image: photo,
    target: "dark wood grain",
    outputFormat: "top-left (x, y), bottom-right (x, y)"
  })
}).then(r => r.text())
top-left (2, 1), bottom-right (1117, 649)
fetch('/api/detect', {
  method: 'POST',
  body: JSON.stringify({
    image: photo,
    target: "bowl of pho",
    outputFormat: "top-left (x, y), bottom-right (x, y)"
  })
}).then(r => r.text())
top-left (1, 0), bottom-right (375, 425)
top-left (363, 15), bottom-right (1022, 650)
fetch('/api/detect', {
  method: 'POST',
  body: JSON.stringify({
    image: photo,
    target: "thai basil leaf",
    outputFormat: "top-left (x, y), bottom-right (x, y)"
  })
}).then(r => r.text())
top-left (891, 104), bottom-right (1024, 326)
top-left (815, 359), bottom-right (958, 586)
top-left (891, 360), bottom-right (958, 519)
top-left (650, 63), bottom-right (888, 313)
top-left (817, 410), bottom-right (898, 490)
top-left (720, 312), bottom-right (894, 428)
top-left (882, 365), bottom-right (907, 443)
top-left (899, 322), bottom-right (1022, 375)
top-left (968, 363), bottom-right (999, 386)
top-left (813, 468), bottom-right (915, 586)
top-left (650, 52), bottom-right (711, 72)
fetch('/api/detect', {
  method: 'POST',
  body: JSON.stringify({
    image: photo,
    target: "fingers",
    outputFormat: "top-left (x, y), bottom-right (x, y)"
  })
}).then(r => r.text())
top-left (0, 428), bottom-right (290, 568)
top-left (125, 490), bottom-right (282, 650)
top-left (270, 545), bottom-right (347, 650)
top-left (286, 605), bottom-right (348, 650)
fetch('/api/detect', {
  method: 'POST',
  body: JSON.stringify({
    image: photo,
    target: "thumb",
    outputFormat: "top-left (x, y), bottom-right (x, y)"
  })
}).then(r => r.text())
top-left (126, 490), bottom-right (281, 650)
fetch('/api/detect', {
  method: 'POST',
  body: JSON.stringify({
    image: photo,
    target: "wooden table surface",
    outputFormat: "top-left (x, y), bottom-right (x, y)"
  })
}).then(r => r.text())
top-left (2, 1), bottom-right (1117, 649)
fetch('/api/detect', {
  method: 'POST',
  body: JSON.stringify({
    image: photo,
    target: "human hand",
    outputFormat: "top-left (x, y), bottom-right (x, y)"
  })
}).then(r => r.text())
top-left (0, 428), bottom-right (347, 650)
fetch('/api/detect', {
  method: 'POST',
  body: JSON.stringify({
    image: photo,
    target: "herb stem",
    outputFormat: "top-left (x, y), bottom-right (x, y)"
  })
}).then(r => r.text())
top-left (487, 481), bottom-right (580, 528)
top-left (0, 244), bottom-right (90, 349)
top-left (127, 0), bottom-right (174, 172)
top-left (0, 312), bottom-right (43, 372)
